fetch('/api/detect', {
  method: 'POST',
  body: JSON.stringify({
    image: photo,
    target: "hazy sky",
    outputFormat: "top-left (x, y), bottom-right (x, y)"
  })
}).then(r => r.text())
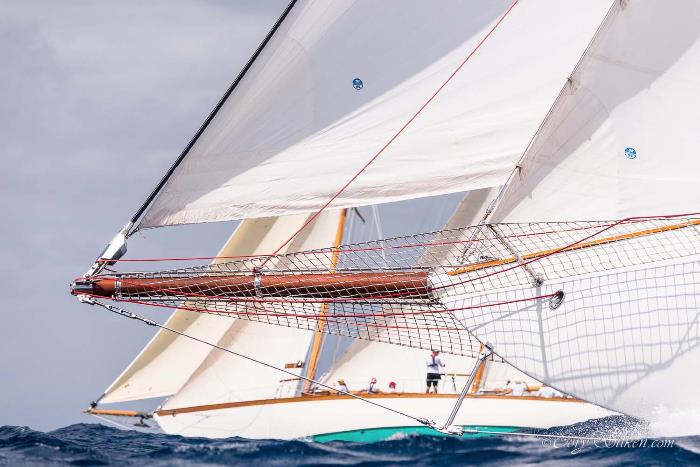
top-left (0, 0), bottom-right (289, 430)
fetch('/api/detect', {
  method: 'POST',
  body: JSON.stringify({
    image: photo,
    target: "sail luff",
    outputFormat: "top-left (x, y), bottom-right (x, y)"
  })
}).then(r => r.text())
top-left (158, 211), bottom-right (343, 411)
top-left (98, 220), bottom-right (252, 404)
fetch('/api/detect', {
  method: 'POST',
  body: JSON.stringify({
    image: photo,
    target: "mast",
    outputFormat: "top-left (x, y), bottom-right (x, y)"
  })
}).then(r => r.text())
top-left (469, 345), bottom-right (488, 394)
top-left (303, 208), bottom-right (347, 393)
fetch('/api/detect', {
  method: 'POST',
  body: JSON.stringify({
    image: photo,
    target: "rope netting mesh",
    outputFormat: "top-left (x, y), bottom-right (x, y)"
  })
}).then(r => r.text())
top-left (84, 217), bottom-right (700, 359)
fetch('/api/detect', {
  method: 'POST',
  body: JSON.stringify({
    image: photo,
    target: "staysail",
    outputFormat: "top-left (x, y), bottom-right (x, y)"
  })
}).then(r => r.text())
top-left (137, 0), bottom-right (611, 228)
top-left (100, 211), bottom-right (341, 403)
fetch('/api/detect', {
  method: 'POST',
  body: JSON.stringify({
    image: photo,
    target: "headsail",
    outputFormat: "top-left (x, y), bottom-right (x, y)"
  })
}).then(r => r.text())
top-left (453, 0), bottom-right (700, 422)
top-left (100, 211), bottom-right (341, 403)
top-left (137, 0), bottom-right (611, 229)
top-left (492, 0), bottom-right (700, 222)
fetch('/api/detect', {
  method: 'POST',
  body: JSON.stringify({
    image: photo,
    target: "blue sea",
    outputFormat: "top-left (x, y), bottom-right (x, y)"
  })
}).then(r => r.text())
top-left (1, 419), bottom-right (698, 466)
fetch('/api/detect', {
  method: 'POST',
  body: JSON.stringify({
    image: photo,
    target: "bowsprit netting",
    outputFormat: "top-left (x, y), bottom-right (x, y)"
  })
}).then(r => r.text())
top-left (72, 217), bottom-right (700, 358)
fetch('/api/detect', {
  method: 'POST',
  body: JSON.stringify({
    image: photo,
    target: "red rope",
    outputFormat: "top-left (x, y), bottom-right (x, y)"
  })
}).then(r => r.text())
top-left (99, 218), bottom-right (621, 263)
top-left (261, 0), bottom-right (522, 265)
top-left (101, 214), bottom-right (695, 265)
top-left (79, 212), bottom-right (700, 311)
top-left (86, 291), bottom-right (555, 321)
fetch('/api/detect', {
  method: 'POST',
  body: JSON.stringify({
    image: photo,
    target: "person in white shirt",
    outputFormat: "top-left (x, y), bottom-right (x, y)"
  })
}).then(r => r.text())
top-left (337, 379), bottom-right (349, 394)
top-left (536, 385), bottom-right (563, 398)
top-left (425, 350), bottom-right (446, 394)
top-left (505, 380), bottom-right (527, 396)
top-left (363, 377), bottom-right (382, 394)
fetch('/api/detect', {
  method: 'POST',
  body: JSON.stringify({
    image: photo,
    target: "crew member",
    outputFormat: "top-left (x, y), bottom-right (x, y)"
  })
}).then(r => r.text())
top-left (364, 377), bottom-right (381, 394)
top-left (426, 350), bottom-right (445, 394)
top-left (337, 379), bottom-right (349, 394)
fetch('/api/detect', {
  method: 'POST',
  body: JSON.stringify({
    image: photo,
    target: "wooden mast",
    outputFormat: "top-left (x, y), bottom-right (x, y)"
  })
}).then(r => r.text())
top-left (303, 208), bottom-right (347, 393)
top-left (469, 344), bottom-right (488, 394)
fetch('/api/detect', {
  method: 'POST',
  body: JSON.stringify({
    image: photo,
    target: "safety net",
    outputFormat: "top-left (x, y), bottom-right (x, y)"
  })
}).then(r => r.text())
top-left (76, 216), bottom-right (700, 359)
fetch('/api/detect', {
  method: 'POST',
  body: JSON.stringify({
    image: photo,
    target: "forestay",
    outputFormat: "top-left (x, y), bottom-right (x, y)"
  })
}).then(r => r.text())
top-left (138, 0), bottom-right (611, 229)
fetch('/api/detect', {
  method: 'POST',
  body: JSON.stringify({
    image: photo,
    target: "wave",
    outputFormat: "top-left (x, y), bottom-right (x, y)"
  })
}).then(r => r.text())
top-left (1, 418), bottom-right (698, 466)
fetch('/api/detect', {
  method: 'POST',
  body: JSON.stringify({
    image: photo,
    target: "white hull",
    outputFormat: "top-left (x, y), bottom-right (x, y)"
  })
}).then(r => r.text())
top-left (155, 394), bottom-right (613, 441)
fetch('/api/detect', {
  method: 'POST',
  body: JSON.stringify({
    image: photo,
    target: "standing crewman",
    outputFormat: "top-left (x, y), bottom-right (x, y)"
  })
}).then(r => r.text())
top-left (425, 350), bottom-right (446, 394)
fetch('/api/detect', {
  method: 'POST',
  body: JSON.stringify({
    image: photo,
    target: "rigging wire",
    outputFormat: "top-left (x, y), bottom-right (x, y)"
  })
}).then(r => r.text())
top-left (81, 296), bottom-right (434, 428)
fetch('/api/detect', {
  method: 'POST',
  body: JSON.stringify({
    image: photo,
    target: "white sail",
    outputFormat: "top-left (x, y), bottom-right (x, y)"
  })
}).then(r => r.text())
top-left (101, 212), bottom-right (341, 403)
top-left (448, 0), bottom-right (700, 425)
top-left (138, 0), bottom-right (611, 229)
top-left (492, 0), bottom-right (700, 222)
top-left (158, 210), bottom-right (342, 409)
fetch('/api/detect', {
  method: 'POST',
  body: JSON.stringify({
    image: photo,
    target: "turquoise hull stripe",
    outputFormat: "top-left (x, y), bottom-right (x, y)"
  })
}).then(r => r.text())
top-left (312, 425), bottom-right (519, 443)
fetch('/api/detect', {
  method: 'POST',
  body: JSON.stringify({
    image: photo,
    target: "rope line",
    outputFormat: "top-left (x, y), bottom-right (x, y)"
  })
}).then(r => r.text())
top-left (78, 291), bottom-right (557, 326)
top-left (83, 296), bottom-right (433, 427)
top-left (93, 214), bottom-right (694, 265)
top-left (83, 296), bottom-right (646, 444)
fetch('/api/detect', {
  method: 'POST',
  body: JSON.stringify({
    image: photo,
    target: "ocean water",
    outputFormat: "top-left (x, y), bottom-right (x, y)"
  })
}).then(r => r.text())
top-left (1, 419), bottom-right (699, 466)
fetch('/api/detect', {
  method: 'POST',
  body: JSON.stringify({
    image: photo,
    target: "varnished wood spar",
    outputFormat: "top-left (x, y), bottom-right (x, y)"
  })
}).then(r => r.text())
top-left (86, 408), bottom-right (151, 418)
top-left (304, 208), bottom-right (347, 393)
top-left (89, 271), bottom-right (431, 299)
top-left (155, 392), bottom-right (586, 417)
top-left (449, 218), bottom-right (700, 276)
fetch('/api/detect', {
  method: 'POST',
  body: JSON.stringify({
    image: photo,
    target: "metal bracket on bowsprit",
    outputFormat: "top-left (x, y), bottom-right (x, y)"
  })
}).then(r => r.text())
top-left (83, 222), bottom-right (132, 278)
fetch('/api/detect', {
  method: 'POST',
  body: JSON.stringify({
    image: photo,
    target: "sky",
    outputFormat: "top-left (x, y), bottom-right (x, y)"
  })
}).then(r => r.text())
top-left (0, 0), bottom-right (465, 431)
top-left (0, 0), bottom-right (290, 430)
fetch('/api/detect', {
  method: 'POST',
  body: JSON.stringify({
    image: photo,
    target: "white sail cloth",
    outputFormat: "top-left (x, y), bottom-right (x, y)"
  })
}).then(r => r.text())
top-left (448, 0), bottom-right (700, 427)
top-left (138, 0), bottom-right (611, 229)
top-left (101, 211), bottom-right (341, 403)
top-left (492, 1), bottom-right (700, 222)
